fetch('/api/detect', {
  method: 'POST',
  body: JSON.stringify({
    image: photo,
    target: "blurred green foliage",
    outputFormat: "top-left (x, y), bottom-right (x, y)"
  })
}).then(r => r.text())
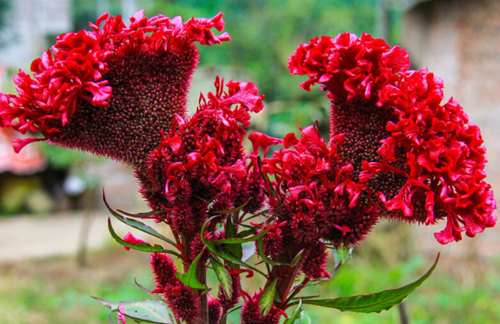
top-left (146, 0), bottom-right (383, 137)
top-left (1, 246), bottom-right (499, 323)
top-left (147, 0), bottom-right (377, 100)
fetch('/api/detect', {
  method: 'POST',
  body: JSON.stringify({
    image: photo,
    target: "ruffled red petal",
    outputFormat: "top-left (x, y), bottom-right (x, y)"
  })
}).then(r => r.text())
top-left (288, 33), bottom-right (409, 103)
top-left (0, 11), bottom-right (230, 151)
top-left (289, 32), bottom-right (496, 244)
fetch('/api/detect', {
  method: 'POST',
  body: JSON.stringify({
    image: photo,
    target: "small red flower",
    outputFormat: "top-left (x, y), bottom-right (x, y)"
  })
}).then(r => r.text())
top-left (150, 253), bottom-right (199, 322)
top-left (0, 11), bottom-right (230, 169)
top-left (240, 290), bottom-right (282, 324)
top-left (208, 297), bottom-right (222, 324)
top-left (117, 304), bottom-right (127, 324)
top-left (288, 32), bottom-right (496, 244)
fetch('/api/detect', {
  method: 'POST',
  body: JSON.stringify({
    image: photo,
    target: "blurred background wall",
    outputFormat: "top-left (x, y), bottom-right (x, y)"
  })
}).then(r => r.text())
top-left (403, 0), bottom-right (500, 191)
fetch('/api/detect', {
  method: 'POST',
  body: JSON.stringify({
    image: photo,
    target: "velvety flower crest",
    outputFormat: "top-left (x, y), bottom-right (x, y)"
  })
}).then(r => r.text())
top-left (0, 11), bottom-right (230, 168)
top-left (139, 77), bottom-right (265, 237)
top-left (288, 32), bottom-right (496, 244)
top-left (288, 32), bottom-right (409, 102)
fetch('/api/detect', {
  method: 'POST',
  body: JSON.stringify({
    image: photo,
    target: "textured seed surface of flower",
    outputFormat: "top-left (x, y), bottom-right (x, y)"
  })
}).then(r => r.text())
top-left (0, 11), bottom-right (230, 169)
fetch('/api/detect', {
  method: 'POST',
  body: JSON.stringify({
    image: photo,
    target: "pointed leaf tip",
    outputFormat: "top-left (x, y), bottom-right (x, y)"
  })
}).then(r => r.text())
top-left (300, 253), bottom-right (439, 313)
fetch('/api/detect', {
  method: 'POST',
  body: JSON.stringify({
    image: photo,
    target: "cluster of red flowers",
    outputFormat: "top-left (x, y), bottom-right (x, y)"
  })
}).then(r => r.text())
top-left (138, 76), bottom-right (265, 258)
top-left (288, 32), bottom-right (496, 244)
top-left (251, 125), bottom-right (377, 279)
top-left (0, 10), bottom-right (229, 168)
top-left (0, 10), bottom-right (496, 324)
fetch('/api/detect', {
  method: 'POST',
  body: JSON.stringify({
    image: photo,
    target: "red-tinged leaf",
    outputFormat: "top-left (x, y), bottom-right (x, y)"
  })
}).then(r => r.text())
top-left (175, 251), bottom-right (208, 290)
top-left (290, 249), bottom-right (304, 267)
top-left (107, 219), bottom-right (179, 255)
top-left (210, 200), bottom-right (249, 215)
top-left (92, 297), bottom-right (173, 323)
top-left (211, 257), bottom-right (233, 299)
top-left (103, 190), bottom-right (166, 218)
top-left (213, 224), bottom-right (272, 244)
top-left (204, 238), bottom-right (266, 277)
top-left (298, 254), bottom-right (439, 313)
top-left (260, 278), bottom-right (278, 316)
top-left (117, 209), bottom-right (168, 218)
top-left (103, 192), bottom-right (177, 247)
top-left (200, 217), bottom-right (267, 277)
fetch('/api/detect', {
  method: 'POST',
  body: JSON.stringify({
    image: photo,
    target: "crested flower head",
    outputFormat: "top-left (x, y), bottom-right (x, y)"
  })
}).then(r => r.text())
top-left (252, 124), bottom-right (378, 278)
top-left (288, 32), bottom-right (496, 244)
top-left (0, 11), bottom-right (230, 169)
top-left (138, 77), bottom-right (265, 236)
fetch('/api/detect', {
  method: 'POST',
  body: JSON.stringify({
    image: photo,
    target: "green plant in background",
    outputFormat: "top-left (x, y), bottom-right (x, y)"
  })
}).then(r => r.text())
top-left (0, 6), bottom-right (496, 324)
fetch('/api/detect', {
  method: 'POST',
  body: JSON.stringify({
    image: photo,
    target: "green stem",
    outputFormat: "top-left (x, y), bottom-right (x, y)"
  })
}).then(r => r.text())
top-left (269, 263), bottom-right (302, 308)
top-left (194, 265), bottom-right (208, 324)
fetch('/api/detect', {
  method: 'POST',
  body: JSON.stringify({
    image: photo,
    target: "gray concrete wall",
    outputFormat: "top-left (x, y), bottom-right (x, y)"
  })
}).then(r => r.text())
top-left (403, 0), bottom-right (500, 191)
top-left (0, 0), bottom-right (71, 67)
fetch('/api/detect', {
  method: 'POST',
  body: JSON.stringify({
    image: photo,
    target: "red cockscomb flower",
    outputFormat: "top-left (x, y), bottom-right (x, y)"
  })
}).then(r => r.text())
top-left (251, 125), bottom-right (378, 278)
top-left (139, 77), bottom-right (265, 236)
top-left (0, 11), bottom-right (230, 169)
top-left (288, 32), bottom-right (496, 244)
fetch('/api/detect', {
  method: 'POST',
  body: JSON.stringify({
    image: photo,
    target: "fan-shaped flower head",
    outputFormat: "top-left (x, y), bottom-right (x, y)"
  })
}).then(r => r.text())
top-left (251, 125), bottom-right (378, 278)
top-left (288, 32), bottom-right (496, 244)
top-left (139, 77), bottom-right (264, 237)
top-left (0, 11), bottom-right (230, 169)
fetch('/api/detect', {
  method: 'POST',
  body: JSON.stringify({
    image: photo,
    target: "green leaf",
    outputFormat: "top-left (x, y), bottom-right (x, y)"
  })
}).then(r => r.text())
top-left (290, 249), bottom-right (304, 267)
top-left (260, 278), bottom-right (278, 316)
top-left (284, 298), bottom-right (303, 324)
top-left (213, 223), bottom-right (273, 244)
top-left (107, 218), bottom-right (168, 253)
top-left (211, 257), bottom-right (233, 299)
top-left (332, 244), bottom-right (352, 265)
top-left (299, 254), bottom-right (439, 313)
top-left (175, 251), bottom-right (208, 290)
top-left (257, 156), bottom-right (277, 198)
top-left (117, 209), bottom-right (168, 218)
top-left (92, 297), bottom-right (173, 324)
top-left (200, 217), bottom-right (267, 277)
top-left (204, 238), bottom-right (267, 277)
top-left (210, 200), bottom-right (249, 215)
top-left (103, 192), bottom-right (177, 247)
